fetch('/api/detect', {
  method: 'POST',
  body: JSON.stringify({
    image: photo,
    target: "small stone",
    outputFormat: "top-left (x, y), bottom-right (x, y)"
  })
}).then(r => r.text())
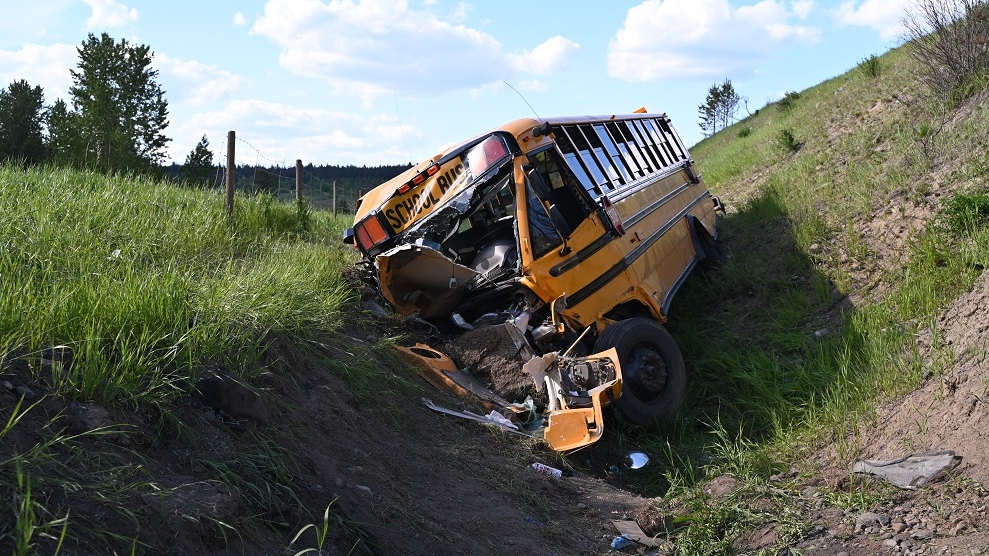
top-left (884, 538), bottom-right (900, 547)
top-left (856, 511), bottom-right (886, 532)
top-left (1, 380), bottom-right (12, 390)
top-left (354, 484), bottom-right (373, 496)
top-left (837, 552), bottom-right (850, 556)
top-left (576, 503), bottom-right (588, 510)
top-left (950, 521), bottom-right (967, 536)
top-left (313, 484), bottom-right (324, 493)
top-left (814, 328), bottom-right (830, 338)
top-left (910, 529), bottom-right (933, 540)
top-left (893, 522), bottom-right (908, 533)
top-left (14, 385), bottom-right (35, 399)
top-left (335, 478), bottom-right (347, 489)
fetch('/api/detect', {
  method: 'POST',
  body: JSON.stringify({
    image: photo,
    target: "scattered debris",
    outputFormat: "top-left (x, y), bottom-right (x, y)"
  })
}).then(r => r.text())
top-left (851, 450), bottom-right (961, 489)
top-left (530, 462), bottom-right (571, 478)
top-left (523, 516), bottom-right (545, 527)
top-left (613, 519), bottom-right (662, 548)
top-left (421, 398), bottom-right (534, 437)
top-left (611, 534), bottom-right (633, 549)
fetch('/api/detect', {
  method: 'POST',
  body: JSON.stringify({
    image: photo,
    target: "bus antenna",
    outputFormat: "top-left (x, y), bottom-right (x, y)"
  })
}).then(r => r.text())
top-left (503, 80), bottom-right (541, 121)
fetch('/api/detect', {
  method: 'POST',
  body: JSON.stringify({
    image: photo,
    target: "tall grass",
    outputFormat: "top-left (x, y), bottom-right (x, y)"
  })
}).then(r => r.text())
top-left (0, 165), bottom-right (355, 407)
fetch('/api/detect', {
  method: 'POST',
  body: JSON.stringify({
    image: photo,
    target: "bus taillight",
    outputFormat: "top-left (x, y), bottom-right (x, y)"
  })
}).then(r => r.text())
top-left (355, 213), bottom-right (391, 253)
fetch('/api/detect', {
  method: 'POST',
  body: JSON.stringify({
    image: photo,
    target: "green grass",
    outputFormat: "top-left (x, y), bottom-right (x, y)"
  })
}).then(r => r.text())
top-left (0, 165), bottom-right (355, 407)
top-left (623, 42), bottom-right (989, 553)
top-left (0, 164), bottom-right (365, 553)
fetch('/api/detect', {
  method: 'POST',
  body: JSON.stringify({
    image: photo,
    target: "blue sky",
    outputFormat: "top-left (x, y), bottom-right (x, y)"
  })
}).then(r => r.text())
top-left (0, 0), bottom-right (911, 167)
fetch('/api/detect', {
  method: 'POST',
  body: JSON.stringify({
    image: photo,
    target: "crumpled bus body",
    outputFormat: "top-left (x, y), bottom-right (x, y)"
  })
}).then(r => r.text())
top-left (344, 112), bottom-right (723, 451)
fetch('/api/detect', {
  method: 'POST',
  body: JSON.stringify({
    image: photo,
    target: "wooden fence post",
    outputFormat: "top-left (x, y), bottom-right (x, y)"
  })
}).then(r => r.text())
top-left (295, 159), bottom-right (303, 201)
top-left (225, 130), bottom-right (235, 216)
top-left (332, 181), bottom-right (337, 218)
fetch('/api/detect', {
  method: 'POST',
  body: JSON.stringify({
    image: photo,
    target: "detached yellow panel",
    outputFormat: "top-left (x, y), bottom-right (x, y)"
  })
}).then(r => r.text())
top-left (543, 348), bottom-right (622, 452)
top-left (393, 343), bottom-right (469, 398)
top-left (393, 343), bottom-right (514, 408)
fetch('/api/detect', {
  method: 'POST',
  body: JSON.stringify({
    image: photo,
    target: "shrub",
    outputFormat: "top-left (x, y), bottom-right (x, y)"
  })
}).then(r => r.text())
top-left (737, 127), bottom-right (752, 138)
top-left (776, 129), bottom-right (802, 153)
top-left (858, 54), bottom-right (882, 78)
top-left (904, 0), bottom-right (989, 104)
top-left (942, 190), bottom-right (989, 233)
top-left (778, 91), bottom-right (801, 113)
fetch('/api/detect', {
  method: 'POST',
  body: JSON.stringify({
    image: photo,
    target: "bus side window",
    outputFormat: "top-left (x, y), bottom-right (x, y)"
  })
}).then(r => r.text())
top-left (528, 149), bottom-right (590, 232)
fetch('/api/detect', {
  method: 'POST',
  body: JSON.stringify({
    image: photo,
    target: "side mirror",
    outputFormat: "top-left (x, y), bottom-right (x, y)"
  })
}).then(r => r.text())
top-left (548, 204), bottom-right (572, 238)
top-left (526, 167), bottom-right (552, 200)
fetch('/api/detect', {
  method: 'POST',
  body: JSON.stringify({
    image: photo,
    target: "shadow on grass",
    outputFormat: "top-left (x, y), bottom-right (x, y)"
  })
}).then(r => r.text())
top-left (611, 183), bottom-right (859, 496)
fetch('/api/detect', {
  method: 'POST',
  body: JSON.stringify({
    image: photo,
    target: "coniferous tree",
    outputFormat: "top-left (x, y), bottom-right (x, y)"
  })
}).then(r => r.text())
top-left (68, 32), bottom-right (170, 173)
top-left (698, 84), bottom-right (722, 137)
top-left (180, 135), bottom-right (217, 187)
top-left (698, 79), bottom-right (743, 137)
top-left (47, 99), bottom-right (82, 167)
top-left (0, 79), bottom-right (48, 166)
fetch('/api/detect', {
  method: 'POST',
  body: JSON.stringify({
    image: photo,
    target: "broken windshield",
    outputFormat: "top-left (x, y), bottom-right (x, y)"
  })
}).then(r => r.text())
top-left (397, 135), bottom-right (517, 261)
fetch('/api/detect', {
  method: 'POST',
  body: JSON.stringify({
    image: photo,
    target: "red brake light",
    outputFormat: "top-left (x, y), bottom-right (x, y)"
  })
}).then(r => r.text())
top-left (356, 214), bottom-right (391, 252)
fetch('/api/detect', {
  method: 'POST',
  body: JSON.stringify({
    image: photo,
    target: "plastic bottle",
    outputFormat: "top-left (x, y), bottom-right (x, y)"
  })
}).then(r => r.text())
top-left (611, 534), bottom-right (633, 549)
top-left (531, 462), bottom-right (564, 477)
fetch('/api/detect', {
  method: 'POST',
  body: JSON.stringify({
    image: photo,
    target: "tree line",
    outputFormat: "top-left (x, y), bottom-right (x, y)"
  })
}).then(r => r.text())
top-left (0, 32), bottom-right (410, 196)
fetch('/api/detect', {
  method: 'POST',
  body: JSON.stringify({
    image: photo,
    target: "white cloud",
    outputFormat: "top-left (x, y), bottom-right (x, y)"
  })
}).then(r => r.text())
top-left (608, 0), bottom-right (821, 81)
top-left (155, 54), bottom-right (250, 106)
top-left (0, 44), bottom-right (78, 102)
top-left (233, 12), bottom-right (247, 26)
top-left (833, 0), bottom-right (912, 41)
top-left (511, 36), bottom-right (580, 76)
top-left (251, 0), bottom-right (578, 102)
top-left (170, 99), bottom-right (414, 166)
top-left (82, 0), bottom-right (138, 30)
top-left (792, 0), bottom-right (814, 19)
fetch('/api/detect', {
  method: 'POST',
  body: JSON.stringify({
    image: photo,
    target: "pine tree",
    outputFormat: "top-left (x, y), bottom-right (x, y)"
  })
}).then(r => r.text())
top-left (68, 32), bottom-right (170, 173)
top-left (0, 79), bottom-right (48, 166)
top-left (180, 135), bottom-right (217, 187)
top-left (698, 84), bottom-right (722, 137)
top-left (698, 79), bottom-right (744, 137)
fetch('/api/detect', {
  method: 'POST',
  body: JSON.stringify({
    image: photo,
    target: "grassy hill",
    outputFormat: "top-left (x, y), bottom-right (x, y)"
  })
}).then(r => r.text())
top-left (2, 39), bottom-right (989, 554)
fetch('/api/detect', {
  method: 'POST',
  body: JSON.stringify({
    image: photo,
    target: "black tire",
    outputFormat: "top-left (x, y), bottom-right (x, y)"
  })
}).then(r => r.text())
top-left (593, 318), bottom-right (686, 426)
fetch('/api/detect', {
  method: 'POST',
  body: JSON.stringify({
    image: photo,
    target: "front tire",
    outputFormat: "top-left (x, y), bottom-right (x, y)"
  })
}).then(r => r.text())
top-left (593, 318), bottom-right (686, 426)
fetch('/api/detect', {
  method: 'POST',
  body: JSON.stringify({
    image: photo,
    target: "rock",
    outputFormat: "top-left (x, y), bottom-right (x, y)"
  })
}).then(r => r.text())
top-left (196, 366), bottom-right (269, 424)
top-left (884, 538), bottom-right (899, 547)
top-left (950, 521), bottom-right (967, 536)
top-left (703, 475), bottom-right (740, 500)
top-left (67, 403), bottom-right (114, 434)
top-left (14, 385), bottom-right (36, 399)
top-left (354, 484), bottom-right (373, 496)
top-left (335, 477), bottom-right (347, 489)
top-left (893, 521), bottom-right (908, 533)
top-left (855, 511), bottom-right (887, 532)
top-left (910, 529), bottom-right (933, 540)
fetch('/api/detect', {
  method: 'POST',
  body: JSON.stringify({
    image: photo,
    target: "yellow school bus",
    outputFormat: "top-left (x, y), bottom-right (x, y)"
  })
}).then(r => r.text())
top-left (345, 111), bottom-right (724, 443)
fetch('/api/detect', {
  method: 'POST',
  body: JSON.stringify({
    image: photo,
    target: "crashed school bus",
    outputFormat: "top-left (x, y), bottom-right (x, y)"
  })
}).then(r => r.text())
top-left (344, 110), bottom-right (724, 451)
